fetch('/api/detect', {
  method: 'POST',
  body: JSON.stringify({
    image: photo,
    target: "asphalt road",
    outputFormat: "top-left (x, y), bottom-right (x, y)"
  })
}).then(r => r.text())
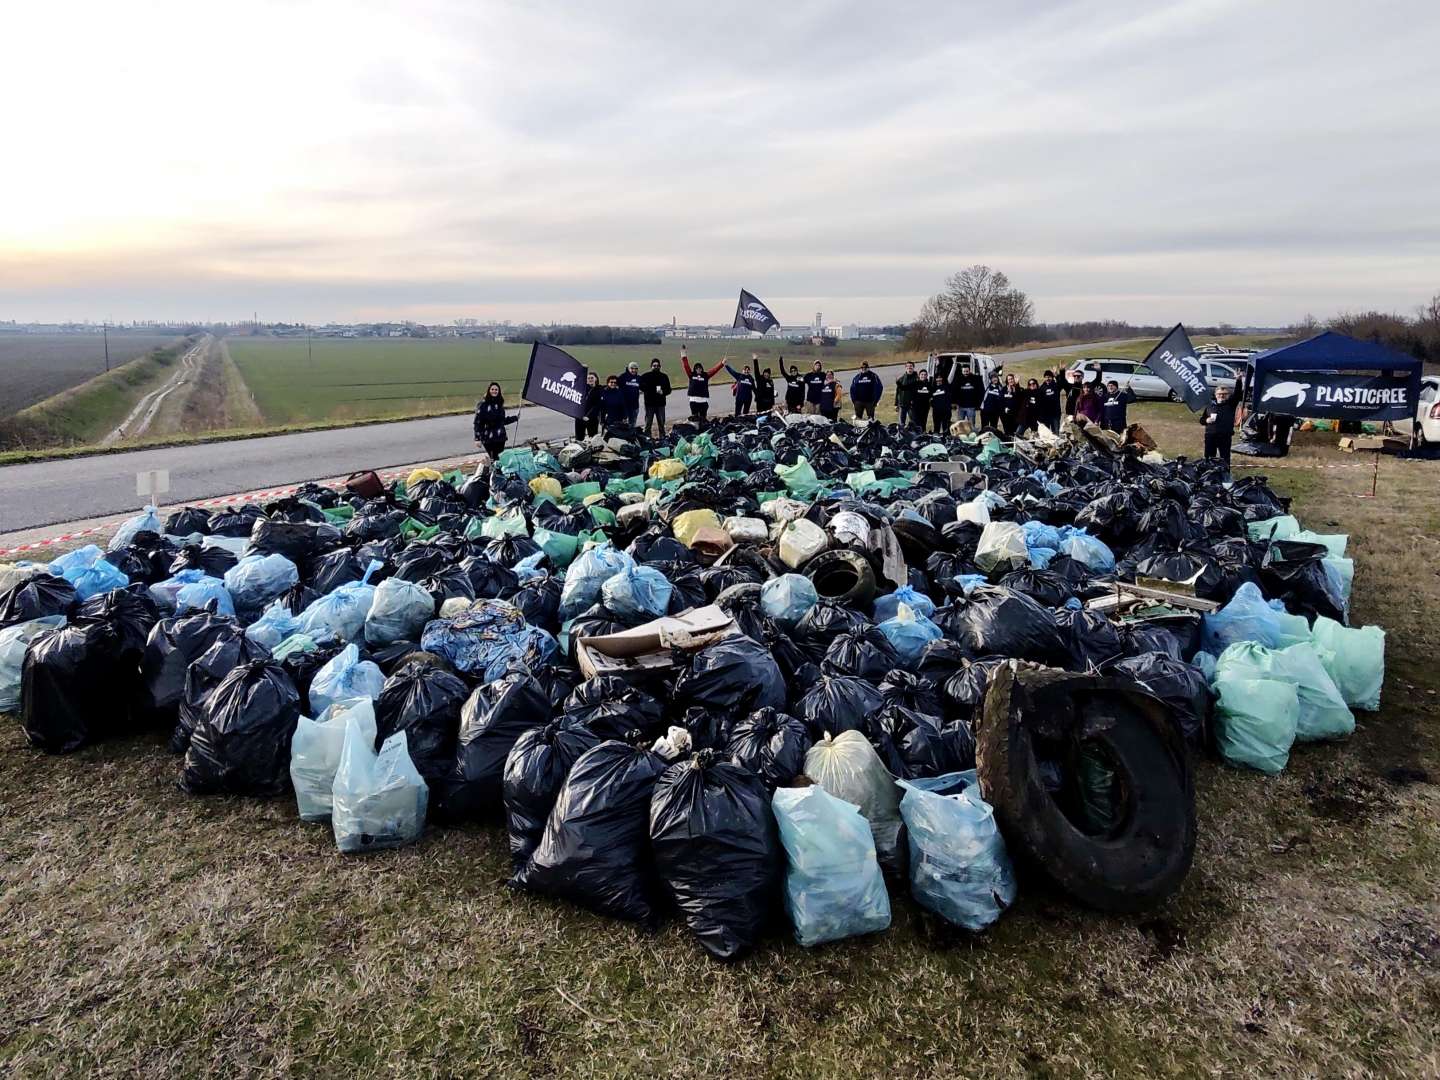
top-left (0, 339), bottom-right (1137, 534)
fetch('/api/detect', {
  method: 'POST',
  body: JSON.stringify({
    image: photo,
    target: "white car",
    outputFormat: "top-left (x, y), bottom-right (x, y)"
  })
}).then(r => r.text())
top-left (932, 351), bottom-right (1001, 381)
top-left (1395, 375), bottom-right (1440, 449)
top-left (1066, 357), bottom-right (1240, 401)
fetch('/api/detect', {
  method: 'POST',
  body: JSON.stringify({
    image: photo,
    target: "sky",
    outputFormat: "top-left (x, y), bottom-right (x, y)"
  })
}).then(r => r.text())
top-left (2, 0), bottom-right (1438, 328)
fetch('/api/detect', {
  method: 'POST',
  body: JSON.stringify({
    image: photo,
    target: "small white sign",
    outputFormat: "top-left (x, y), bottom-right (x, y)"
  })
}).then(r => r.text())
top-left (136, 469), bottom-right (171, 498)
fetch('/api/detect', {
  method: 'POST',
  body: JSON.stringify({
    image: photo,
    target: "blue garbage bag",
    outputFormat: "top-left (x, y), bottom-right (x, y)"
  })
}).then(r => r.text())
top-left (175, 575), bottom-right (236, 618)
top-left (309, 642), bottom-right (385, 715)
top-left (108, 505), bottom-right (163, 550)
top-left (48, 545), bottom-right (129, 601)
top-left (421, 599), bottom-right (558, 679)
top-left (872, 584), bottom-right (935, 623)
top-left (877, 604), bottom-right (943, 666)
top-left (954, 573), bottom-right (988, 595)
top-left (772, 784), bottom-right (891, 947)
top-left (1058, 527), bottom-right (1115, 572)
top-left (558, 543), bottom-right (634, 620)
top-left (1201, 581), bottom-right (1311, 654)
top-left (364, 576), bottom-right (435, 646)
top-left (760, 573), bottom-right (819, 625)
top-left (224, 553), bottom-right (299, 617)
top-left (898, 770), bottom-right (1016, 931)
top-left (149, 568), bottom-right (206, 612)
top-left (1020, 519), bottom-right (1062, 554)
top-left (297, 571), bottom-right (379, 643)
top-left (246, 601), bottom-right (301, 650)
top-left (1028, 546), bottom-right (1057, 569)
top-left (601, 564), bottom-right (673, 619)
top-left (331, 714), bottom-right (427, 853)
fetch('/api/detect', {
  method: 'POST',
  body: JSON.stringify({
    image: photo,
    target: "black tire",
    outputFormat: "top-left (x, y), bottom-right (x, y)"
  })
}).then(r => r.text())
top-left (976, 664), bottom-right (1195, 912)
top-left (1167, 389), bottom-right (1179, 402)
top-left (802, 549), bottom-right (877, 609)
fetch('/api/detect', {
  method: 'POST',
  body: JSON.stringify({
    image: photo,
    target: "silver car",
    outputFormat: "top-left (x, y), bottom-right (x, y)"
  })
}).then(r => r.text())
top-left (1066, 357), bottom-right (1240, 401)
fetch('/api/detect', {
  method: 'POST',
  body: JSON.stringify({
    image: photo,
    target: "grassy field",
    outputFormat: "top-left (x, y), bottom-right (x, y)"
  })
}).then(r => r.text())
top-left (0, 338), bottom-right (196, 451)
top-left (1, 388), bottom-right (1437, 1076)
top-left (0, 334), bottom-right (183, 418)
top-left (228, 337), bottom-right (902, 426)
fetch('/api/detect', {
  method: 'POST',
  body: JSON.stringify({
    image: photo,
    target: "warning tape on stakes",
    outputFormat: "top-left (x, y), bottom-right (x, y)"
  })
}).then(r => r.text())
top-left (1230, 461), bottom-right (1375, 470)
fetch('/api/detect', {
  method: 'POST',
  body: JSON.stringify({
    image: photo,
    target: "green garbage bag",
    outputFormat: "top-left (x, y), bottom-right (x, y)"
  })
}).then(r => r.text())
top-left (606, 475), bottom-right (645, 496)
top-left (577, 528), bottom-right (608, 553)
top-left (463, 516), bottom-right (486, 540)
top-left (674, 432), bottom-right (717, 468)
top-left (496, 448), bottom-right (543, 481)
top-left (534, 527), bottom-right (580, 567)
top-left (919, 442), bottom-right (950, 460)
top-left (1247, 514), bottom-right (1300, 542)
top-left (1322, 555), bottom-right (1353, 606)
top-left (846, 469), bottom-right (878, 493)
top-left (1292, 529), bottom-right (1347, 558)
top-left (776, 457), bottom-right (824, 500)
top-left (1310, 616), bottom-right (1385, 711)
top-left (399, 518), bottom-right (440, 542)
top-left (480, 511), bottom-right (528, 540)
top-left (322, 505), bottom-right (355, 524)
top-left (976, 441), bottom-right (1010, 466)
top-left (588, 505), bottom-right (617, 528)
top-left (757, 490), bottom-right (785, 504)
top-left (1214, 675), bottom-right (1298, 774)
top-left (750, 449), bottom-right (776, 463)
top-left (443, 469), bottom-right (466, 487)
top-left (1214, 640), bottom-right (1354, 742)
top-left (562, 481), bottom-right (602, 504)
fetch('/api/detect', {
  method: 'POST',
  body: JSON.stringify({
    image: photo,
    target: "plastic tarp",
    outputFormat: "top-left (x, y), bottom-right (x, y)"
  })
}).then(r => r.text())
top-left (421, 600), bottom-right (557, 680)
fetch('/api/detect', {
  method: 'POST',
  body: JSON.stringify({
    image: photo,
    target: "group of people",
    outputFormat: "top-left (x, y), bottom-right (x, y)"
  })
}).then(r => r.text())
top-left (474, 348), bottom-right (1241, 465)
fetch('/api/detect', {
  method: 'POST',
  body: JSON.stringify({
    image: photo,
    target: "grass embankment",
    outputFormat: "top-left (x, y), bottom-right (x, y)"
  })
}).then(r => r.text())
top-left (1, 407), bottom-right (1437, 1074)
top-left (0, 338), bottom-right (196, 452)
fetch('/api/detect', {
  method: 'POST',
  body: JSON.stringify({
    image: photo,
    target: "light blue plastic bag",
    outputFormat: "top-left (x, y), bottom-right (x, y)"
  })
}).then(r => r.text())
top-left (1214, 640), bottom-right (1354, 742)
top-left (1058, 528), bottom-right (1116, 572)
top-left (1213, 675), bottom-right (1298, 773)
top-left (224, 553), bottom-right (299, 615)
top-left (148, 568), bottom-right (205, 612)
top-left (872, 584), bottom-right (935, 623)
top-left (558, 542), bottom-right (634, 620)
top-left (297, 568), bottom-right (379, 643)
top-left (899, 771), bottom-right (1016, 931)
top-left (1020, 519), bottom-right (1062, 553)
top-left (175, 575), bottom-right (236, 618)
top-left (760, 573), bottom-right (819, 626)
top-left (48, 545), bottom-right (129, 600)
top-left (0, 615), bottom-right (66, 712)
top-left (1201, 581), bottom-right (1311, 655)
top-left (246, 602), bottom-right (301, 650)
top-left (1310, 616), bottom-right (1384, 712)
top-left (364, 576), bottom-right (435, 646)
top-left (877, 604), bottom-right (943, 666)
top-left (291, 699), bottom-right (377, 823)
top-left (1247, 514), bottom-right (1300, 542)
top-left (108, 505), bottom-right (163, 550)
top-left (309, 643), bottom-right (385, 716)
top-left (772, 784), bottom-right (891, 947)
top-left (601, 564), bottom-right (673, 618)
top-left (332, 718), bottom-right (428, 853)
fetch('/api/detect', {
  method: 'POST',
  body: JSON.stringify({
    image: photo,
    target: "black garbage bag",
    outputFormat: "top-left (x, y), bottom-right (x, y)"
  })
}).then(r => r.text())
top-left (181, 659), bottom-right (301, 795)
top-left (392, 545), bottom-right (448, 582)
top-left (942, 657), bottom-right (1009, 721)
top-left (503, 720), bottom-right (603, 868)
top-left (1117, 621), bottom-right (1185, 661)
top-left (104, 544), bottom-right (170, 585)
top-left (795, 675), bottom-right (886, 739)
top-left (438, 672), bottom-right (552, 822)
top-left (794, 601), bottom-right (869, 660)
top-left (1109, 652), bottom-right (1210, 745)
top-left (1229, 475), bottom-right (1288, 520)
top-left (998, 568), bottom-right (1073, 609)
top-left (630, 534), bottom-right (694, 564)
top-left (138, 609), bottom-right (243, 723)
top-left (420, 566), bottom-right (476, 610)
top-left (510, 576), bottom-right (562, 634)
top-left (1260, 539), bottom-right (1346, 623)
top-left (209, 505), bottom-right (266, 538)
top-left (263, 495), bottom-right (327, 524)
top-left (1074, 492), bottom-right (1140, 546)
top-left (367, 639), bottom-right (422, 676)
top-left (1055, 608), bottom-right (1126, 671)
top-left (821, 628), bottom-right (901, 682)
top-left (280, 639), bottom-right (344, 714)
top-left (673, 635), bottom-right (787, 718)
top-left (917, 638), bottom-right (971, 683)
top-left (168, 543), bottom-right (239, 581)
top-left (21, 622), bottom-right (130, 753)
top-left (75, 585), bottom-right (160, 664)
top-left (950, 587), bottom-right (1066, 663)
top-left (877, 669), bottom-right (946, 718)
top-left (865, 704), bottom-right (956, 779)
top-left (308, 548), bottom-right (367, 595)
top-left (1134, 551), bottom-right (1228, 601)
top-left (246, 519), bottom-right (339, 567)
top-left (656, 564), bottom-right (707, 614)
top-left (512, 739), bottom-right (667, 923)
top-left (1135, 501), bottom-right (1198, 546)
top-left (697, 565), bottom-right (764, 601)
top-left (165, 507), bottom-right (212, 535)
top-left (346, 508), bottom-right (407, 543)
top-left (0, 573), bottom-right (77, 630)
top-left (174, 632), bottom-right (272, 753)
top-left (485, 535), bottom-right (542, 568)
top-left (374, 661), bottom-right (470, 786)
top-left (274, 581), bottom-right (319, 618)
top-left (561, 676), bottom-right (665, 741)
top-left (649, 751), bottom-right (782, 960)
top-left (1192, 501), bottom-right (1246, 538)
top-left (458, 555), bottom-right (518, 600)
top-left (724, 707), bottom-right (811, 789)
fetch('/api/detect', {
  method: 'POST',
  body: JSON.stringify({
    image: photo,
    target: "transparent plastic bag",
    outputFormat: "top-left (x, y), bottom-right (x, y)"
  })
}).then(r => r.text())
top-left (245, 601), bottom-right (300, 650)
top-left (974, 521), bottom-right (1029, 573)
top-left (331, 717), bottom-right (428, 853)
top-left (309, 643), bottom-right (385, 715)
top-left (804, 731), bottom-right (903, 871)
top-left (898, 771), bottom-right (1016, 931)
top-left (558, 543), bottom-right (634, 619)
top-left (296, 572), bottom-right (378, 643)
top-left (772, 784), bottom-right (891, 947)
top-left (290, 699), bottom-right (376, 822)
top-left (175, 575), bottom-right (235, 618)
top-left (364, 576), bottom-right (435, 646)
top-left (223, 553), bottom-right (299, 615)
top-left (108, 505), bottom-right (162, 550)
top-left (760, 573), bottom-right (819, 625)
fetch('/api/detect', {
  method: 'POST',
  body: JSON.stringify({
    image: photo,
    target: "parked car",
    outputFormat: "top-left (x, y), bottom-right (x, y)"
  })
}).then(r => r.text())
top-left (1066, 357), bottom-right (1239, 401)
top-left (931, 351), bottom-right (1001, 381)
top-left (1394, 375), bottom-right (1440, 449)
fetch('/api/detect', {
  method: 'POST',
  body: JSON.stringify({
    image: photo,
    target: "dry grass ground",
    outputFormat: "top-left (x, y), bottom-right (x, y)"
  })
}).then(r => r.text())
top-left (1, 418), bottom-right (1437, 1077)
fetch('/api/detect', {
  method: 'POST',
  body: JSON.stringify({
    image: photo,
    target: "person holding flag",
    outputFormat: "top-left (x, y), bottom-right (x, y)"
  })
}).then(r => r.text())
top-left (682, 353), bottom-right (726, 424)
top-left (575, 371), bottom-right (602, 439)
top-left (473, 382), bottom-right (519, 459)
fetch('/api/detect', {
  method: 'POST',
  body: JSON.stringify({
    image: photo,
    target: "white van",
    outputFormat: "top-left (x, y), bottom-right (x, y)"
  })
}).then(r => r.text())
top-left (930, 351), bottom-right (1001, 381)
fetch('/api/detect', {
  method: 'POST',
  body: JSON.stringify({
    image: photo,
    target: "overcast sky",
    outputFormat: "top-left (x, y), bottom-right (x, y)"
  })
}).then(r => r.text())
top-left (3, 0), bottom-right (1438, 327)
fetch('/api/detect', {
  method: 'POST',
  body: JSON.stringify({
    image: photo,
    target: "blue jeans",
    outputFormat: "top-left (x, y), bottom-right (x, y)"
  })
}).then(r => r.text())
top-left (955, 407), bottom-right (976, 426)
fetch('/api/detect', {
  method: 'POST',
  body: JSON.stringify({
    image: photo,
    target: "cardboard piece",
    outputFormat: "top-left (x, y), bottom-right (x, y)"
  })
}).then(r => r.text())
top-left (576, 604), bottom-right (737, 679)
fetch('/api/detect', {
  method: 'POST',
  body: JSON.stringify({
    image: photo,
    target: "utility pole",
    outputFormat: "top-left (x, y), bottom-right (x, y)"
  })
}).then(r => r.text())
top-left (307, 326), bottom-right (313, 364)
top-left (103, 322), bottom-right (110, 372)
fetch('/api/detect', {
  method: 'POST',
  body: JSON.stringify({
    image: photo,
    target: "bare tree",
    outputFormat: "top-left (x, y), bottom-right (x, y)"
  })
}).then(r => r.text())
top-left (904, 265), bottom-right (1034, 350)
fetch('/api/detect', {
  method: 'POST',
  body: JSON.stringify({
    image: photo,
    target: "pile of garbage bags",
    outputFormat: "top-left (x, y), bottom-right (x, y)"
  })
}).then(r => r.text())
top-left (0, 413), bottom-right (1388, 959)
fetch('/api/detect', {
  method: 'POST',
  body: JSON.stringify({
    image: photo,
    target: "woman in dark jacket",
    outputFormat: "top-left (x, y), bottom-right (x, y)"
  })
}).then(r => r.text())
top-left (600, 374), bottom-right (629, 434)
top-left (575, 371), bottom-right (602, 440)
top-left (980, 375), bottom-right (1004, 431)
top-left (755, 368), bottom-right (776, 413)
top-left (473, 382), bottom-right (519, 459)
top-left (782, 365), bottom-right (805, 413)
top-left (910, 370), bottom-right (932, 431)
top-left (999, 374), bottom-right (1022, 437)
top-left (1019, 377), bottom-right (1042, 434)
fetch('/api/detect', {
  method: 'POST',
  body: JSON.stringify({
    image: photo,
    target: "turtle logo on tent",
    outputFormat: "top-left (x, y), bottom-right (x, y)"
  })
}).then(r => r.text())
top-left (1261, 380), bottom-right (1312, 407)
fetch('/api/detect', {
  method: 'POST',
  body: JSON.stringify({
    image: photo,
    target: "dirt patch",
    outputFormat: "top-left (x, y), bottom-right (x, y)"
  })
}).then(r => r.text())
top-left (1302, 770), bottom-right (1397, 822)
top-left (1371, 910), bottom-right (1440, 971)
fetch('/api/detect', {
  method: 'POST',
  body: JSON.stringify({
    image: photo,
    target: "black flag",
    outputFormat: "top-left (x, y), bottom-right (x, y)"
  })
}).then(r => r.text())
top-left (733, 289), bottom-right (780, 334)
top-left (521, 342), bottom-right (588, 419)
top-left (1141, 324), bottom-right (1210, 412)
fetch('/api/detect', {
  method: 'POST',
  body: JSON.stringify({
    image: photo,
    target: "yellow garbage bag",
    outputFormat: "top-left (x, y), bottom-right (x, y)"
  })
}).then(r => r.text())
top-left (672, 508), bottom-right (721, 547)
top-left (406, 467), bottom-right (443, 488)
top-left (529, 475), bottom-right (563, 501)
top-left (648, 458), bottom-right (687, 481)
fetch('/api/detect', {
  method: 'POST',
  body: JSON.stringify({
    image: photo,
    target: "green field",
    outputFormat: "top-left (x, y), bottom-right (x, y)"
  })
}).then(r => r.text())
top-left (228, 337), bottom-right (901, 425)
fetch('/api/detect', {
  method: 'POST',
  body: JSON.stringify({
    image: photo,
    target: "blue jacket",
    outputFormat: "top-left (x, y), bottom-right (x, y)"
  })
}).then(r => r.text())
top-left (619, 371), bottom-right (642, 408)
top-left (724, 364), bottom-right (755, 404)
top-left (600, 386), bottom-right (629, 424)
top-left (849, 370), bottom-right (883, 404)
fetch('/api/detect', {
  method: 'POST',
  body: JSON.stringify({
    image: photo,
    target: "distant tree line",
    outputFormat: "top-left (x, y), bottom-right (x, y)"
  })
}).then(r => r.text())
top-left (508, 326), bottom-right (661, 346)
top-left (1291, 292), bottom-right (1440, 363)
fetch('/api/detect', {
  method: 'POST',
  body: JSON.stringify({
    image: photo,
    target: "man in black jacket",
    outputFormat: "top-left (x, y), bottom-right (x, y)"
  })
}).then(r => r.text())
top-left (1201, 384), bottom-right (1237, 464)
top-left (952, 362), bottom-right (984, 427)
top-left (1100, 380), bottom-right (1136, 432)
top-left (1037, 370), bottom-right (1062, 432)
top-left (638, 358), bottom-right (671, 437)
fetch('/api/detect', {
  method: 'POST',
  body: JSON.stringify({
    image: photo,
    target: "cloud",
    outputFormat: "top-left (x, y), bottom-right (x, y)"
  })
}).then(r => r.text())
top-left (1, 0), bottom-right (1437, 325)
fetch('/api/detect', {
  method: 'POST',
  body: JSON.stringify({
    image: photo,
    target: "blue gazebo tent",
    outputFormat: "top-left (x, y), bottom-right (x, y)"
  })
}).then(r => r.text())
top-left (1248, 331), bottom-right (1422, 421)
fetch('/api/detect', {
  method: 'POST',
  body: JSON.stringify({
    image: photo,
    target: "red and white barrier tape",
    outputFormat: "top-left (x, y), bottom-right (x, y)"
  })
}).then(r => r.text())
top-left (1231, 461), bottom-right (1374, 470)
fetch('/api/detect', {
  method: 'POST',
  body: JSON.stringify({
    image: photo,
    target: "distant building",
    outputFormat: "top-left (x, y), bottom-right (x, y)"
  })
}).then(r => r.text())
top-left (824, 324), bottom-right (860, 340)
